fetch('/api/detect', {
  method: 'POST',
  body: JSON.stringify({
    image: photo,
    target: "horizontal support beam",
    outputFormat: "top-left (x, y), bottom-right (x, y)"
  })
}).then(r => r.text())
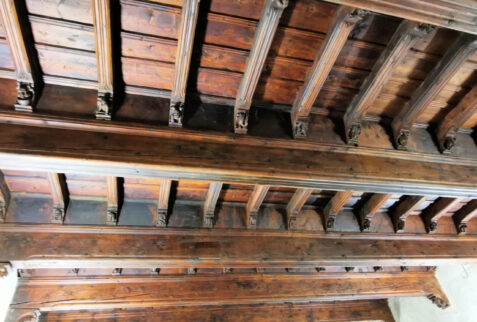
top-left (0, 118), bottom-right (475, 197)
top-left (3, 224), bottom-right (477, 268)
top-left (10, 271), bottom-right (448, 311)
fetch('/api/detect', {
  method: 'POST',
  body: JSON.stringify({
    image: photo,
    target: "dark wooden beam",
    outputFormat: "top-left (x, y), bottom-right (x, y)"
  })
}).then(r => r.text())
top-left (391, 34), bottom-right (477, 150)
top-left (46, 173), bottom-right (67, 224)
top-left (323, 191), bottom-right (353, 231)
top-left (453, 200), bottom-right (477, 234)
top-left (286, 188), bottom-right (314, 229)
top-left (0, 0), bottom-right (39, 112)
top-left (169, 0), bottom-right (200, 127)
top-left (0, 171), bottom-right (10, 223)
top-left (245, 185), bottom-right (270, 229)
top-left (437, 86), bottom-right (477, 153)
top-left (291, 6), bottom-right (367, 138)
top-left (358, 193), bottom-right (392, 231)
top-left (156, 179), bottom-right (172, 227)
top-left (343, 21), bottom-right (432, 145)
top-left (10, 271), bottom-right (449, 311)
top-left (92, 0), bottom-right (114, 120)
top-left (234, 0), bottom-right (288, 134)
top-left (321, 0), bottom-right (477, 36)
top-left (106, 176), bottom-right (118, 225)
top-left (392, 195), bottom-right (427, 233)
top-left (422, 198), bottom-right (461, 233)
top-left (203, 182), bottom-right (223, 228)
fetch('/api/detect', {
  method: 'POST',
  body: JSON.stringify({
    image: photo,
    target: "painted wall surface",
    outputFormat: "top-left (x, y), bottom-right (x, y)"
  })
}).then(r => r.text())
top-left (0, 265), bottom-right (18, 322)
top-left (389, 265), bottom-right (477, 322)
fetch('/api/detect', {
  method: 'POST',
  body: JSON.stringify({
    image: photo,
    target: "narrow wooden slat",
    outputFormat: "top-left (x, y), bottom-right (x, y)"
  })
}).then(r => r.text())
top-left (286, 188), bottom-right (314, 229)
top-left (233, 0), bottom-right (288, 134)
top-left (392, 195), bottom-right (427, 233)
top-left (0, 170), bottom-right (10, 223)
top-left (391, 34), bottom-right (477, 150)
top-left (422, 198), bottom-right (461, 233)
top-left (245, 185), bottom-right (270, 229)
top-left (92, 0), bottom-right (114, 120)
top-left (343, 21), bottom-right (432, 145)
top-left (453, 200), bottom-right (477, 234)
top-left (359, 193), bottom-right (392, 231)
top-left (156, 179), bottom-right (171, 227)
top-left (168, 0), bottom-right (200, 127)
top-left (323, 191), bottom-right (353, 231)
top-left (106, 176), bottom-right (118, 225)
top-left (46, 173), bottom-right (67, 224)
top-left (290, 6), bottom-right (367, 138)
top-left (203, 182), bottom-right (223, 228)
top-left (437, 86), bottom-right (477, 153)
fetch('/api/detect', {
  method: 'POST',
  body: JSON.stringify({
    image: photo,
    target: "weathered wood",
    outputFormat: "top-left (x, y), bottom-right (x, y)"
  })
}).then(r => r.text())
top-left (106, 176), bottom-right (118, 225)
top-left (0, 171), bottom-right (10, 223)
top-left (245, 185), bottom-right (270, 229)
top-left (46, 173), bottom-right (67, 224)
top-left (392, 195), bottom-right (427, 233)
top-left (343, 21), bottom-right (432, 145)
top-left (286, 188), bottom-right (314, 230)
top-left (290, 6), bottom-right (367, 138)
top-left (391, 34), bottom-right (477, 150)
top-left (92, 0), bottom-right (114, 120)
top-left (453, 200), bottom-right (477, 234)
top-left (0, 0), bottom-right (39, 112)
top-left (234, 0), bottom-right (288, 134)
top-left (359, 193), bottom-right (392, 231)
top-left (422, 198), bottom-right (461, 233)
top-left (156, 179), bottom-right (172, 227)
top-left (323, 191), bottom-right (353, 231)
top-left (437, 86), bottom-right (477, 153)
top-left (203, 182), bottom-right (223, 228)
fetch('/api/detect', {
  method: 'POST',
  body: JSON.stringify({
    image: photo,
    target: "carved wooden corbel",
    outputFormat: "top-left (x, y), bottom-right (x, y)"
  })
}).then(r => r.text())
top-left (422, 198), bottom-right (461, 233)
top-left (245, 185), bottom-right (270, 229)
top-left (358, 193), bottom-right (392, 231)
top-left (156, 179), bottom-right (172, 227)
top-left (106, 176), bottom-right (119, 225)
top-left (453, 200), bottom-right (477, 234)
top-left (323, 191), bottom-right (354, 231)
top-left (203, 182), bottom-right (223, 228)
top-left (427, 294), bottom-right (450, 309)
top-left (47, 173), bottom-right (68, 224)
top-left (286, 188), bottom-right (314, 230)
top-left (0, 171), bottom-right (10, 223)
top-left (392, 195), bottom-right (427, 233)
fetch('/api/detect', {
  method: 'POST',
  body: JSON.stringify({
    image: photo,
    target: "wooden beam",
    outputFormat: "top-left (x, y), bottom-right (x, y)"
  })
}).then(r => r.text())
top-left (358, 193), bottom-right (392, 231)
top-left (291, 6), bottom-right (367, 138)
top-left (106, 176), bottom-right (118, 225)
top-left (46, 173), bottom-right (67, 224)
top-left (453, 200), bottom-right (477, 234)
top-left (0, 0), bottom-right (39, 112)
top-left (391, 34), bottom-right (477, 150)
top-left (422, 198), bottom-right (461, 233)
top-left (286, 188), bottom-right (314, 229)
top-left (203, 182), bottom-right (223, 228)
top-left (156, 179), bottom-right (172, 227)
top-left (169, 0), bottom-right (200, 127)
top-left (321, 0), bottom-right (477, 36)
top-left (92, 0), bottom-right (114, 120)
top-left (234, 0), bottom-right (288, 134)
top-left (437, 86), bottom-right (477, 153)
top-left (343, 21), bottom-right (432, 145)
top-left (392, 195), bottom-right (427, 233)
top-left (323, 191), bottom-right (353, 231)
top-left (0, 171), bottom-right (10, 223)
top-left (245, 185), bottom-right (270, 229)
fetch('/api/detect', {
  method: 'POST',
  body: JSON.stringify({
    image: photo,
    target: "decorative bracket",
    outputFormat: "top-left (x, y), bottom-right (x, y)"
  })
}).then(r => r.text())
top-left (14, 81), bottom-right (35, 112)
top-left (96, 91), bottom-right (113, 120)
top-left (292, 116), bottom-right (309, 139)
top-left (169, 100), bottom-right (184, 127)
top-left (234, 108), bottom-right (249, 134)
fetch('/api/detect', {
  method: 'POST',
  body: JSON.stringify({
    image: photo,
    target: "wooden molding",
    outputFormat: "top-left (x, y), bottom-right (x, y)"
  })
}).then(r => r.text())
top-left (358, 193), bottom-right (392, 231)
top-left (392, 195), bottom-right (427, 233)
top-left (245, 185), bottom-right (270, 229)
top-left (46, 173), bottom-right (67, 224)
top-left (290, 6), bottom-right (367, 138)
top-left (203, 182), bottom-right (223, 228)
top-left (234, 0), bottom-right (288, 134)
top-left (323, 191), bottom-right (354, 231)
top-left (391, 34), bottom-right (477, 150)
top-left (453, 200), bottom-right (477, 234)
top-left (0, 171), bottom-right (10, 223)
top-left (437, 86), bottom-right (477, 153)
top-left (92, 0), bottom-right (114, 120)
top-left (343, 21), bottom-right (433, 145)
top-left (286, 188), bottom-right (314, 229)
top-left (169, 0), bottom-right (200, 127)
top-left (156, 179), bottom-right (172, 227)
top-left (106, 176), bottom-right (118, 225)
top-left (422, 198), bottom-right (461, 233)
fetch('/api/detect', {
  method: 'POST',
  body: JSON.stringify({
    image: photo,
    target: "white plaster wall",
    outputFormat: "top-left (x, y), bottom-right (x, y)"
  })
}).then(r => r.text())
top-left (0, 266), bottom-right (18, 322)
top-left (389, 265), bottom-right (477, 322)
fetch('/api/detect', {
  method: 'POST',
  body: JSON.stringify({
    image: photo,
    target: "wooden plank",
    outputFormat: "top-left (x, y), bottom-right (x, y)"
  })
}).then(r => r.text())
top-left (25, 0), bottom-right (94, 25)
top-left (343, 21), bottom-right (432, 145)
top-left (233, 0), bottom-right (287, 134)
top-left (323, 191), bottom-right (353, 231)
top-left (437, 86), bottom-right (477, 153)
top-left (169, 0), bottom-right (200, 127)
top-left (392, 195), bottom-right (427, 233)
top-left (0, 0), bottom-right (39, 111)
top-left (391, 34), bottom-right (477, 150)
top-left (92, 0), bottom-right (114, 120)
top-left (359, 193), bottom-right (392, 231)
top-left (245, 185), bottom-right (270, 229)
top-left (46, 173), bottom-right (67, 224)
top-left (290, 6), bottom-right (367, 138)
top-left (106, 176), bottom-right (118, 225)
top-left (453, 200), bottom-right (477, 234)
top-left (156, 179), bottom-right (171, 227)
top-left (203, 182), bottom-right (223, 228)
top-left (0, 170), bottom-right (9, 223)
top-left (422, 198), bottom-right (461, 233)
top-left (286, 188), bottom-right (314, 230)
